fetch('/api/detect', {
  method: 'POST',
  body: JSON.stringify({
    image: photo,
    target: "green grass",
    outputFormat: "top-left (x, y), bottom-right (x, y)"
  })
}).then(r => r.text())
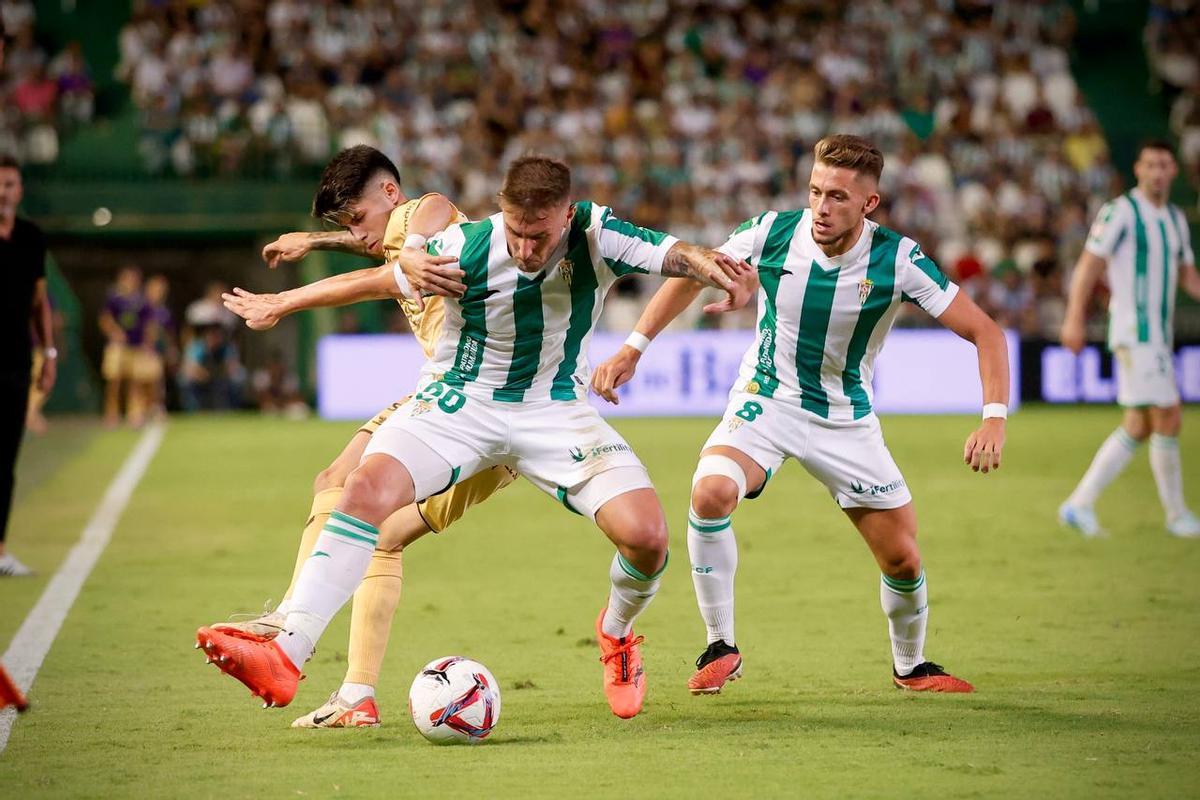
top-left (1, 407), bottom-right (1198, 798)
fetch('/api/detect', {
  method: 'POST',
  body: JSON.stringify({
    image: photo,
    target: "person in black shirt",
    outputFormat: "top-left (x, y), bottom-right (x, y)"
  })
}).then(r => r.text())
top-left (0, 154), bottom-right (56, 576)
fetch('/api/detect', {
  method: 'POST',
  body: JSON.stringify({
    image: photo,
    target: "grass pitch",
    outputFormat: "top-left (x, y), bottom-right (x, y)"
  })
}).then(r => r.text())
top-left (1, 407), bottom-right (1198, 798)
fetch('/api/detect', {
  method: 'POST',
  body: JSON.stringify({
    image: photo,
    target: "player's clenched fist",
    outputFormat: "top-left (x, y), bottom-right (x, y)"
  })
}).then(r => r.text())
top-left (262, 232), bottom-right (314, 269)
top-left (963, 419), bottom-right (1005, 474)
top-left (223, 287), bottom-right (288, 330)
top-left (591, 346), bottom-right (642, 405)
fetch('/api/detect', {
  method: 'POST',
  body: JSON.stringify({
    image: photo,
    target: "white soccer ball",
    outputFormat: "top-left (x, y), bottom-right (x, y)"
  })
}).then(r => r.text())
top-left (408, 656), bottom-right (501, 744)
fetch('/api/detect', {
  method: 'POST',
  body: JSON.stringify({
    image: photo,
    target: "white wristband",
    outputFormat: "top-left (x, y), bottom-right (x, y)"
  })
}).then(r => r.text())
top-left (982, 403), bottom-right (1007, 420)
top-left (391, 261), bottom-right (416, 300)
top-left (624, 331), bottom-right (652, 353)
top-left (402, 233), bottom-right (427, 250)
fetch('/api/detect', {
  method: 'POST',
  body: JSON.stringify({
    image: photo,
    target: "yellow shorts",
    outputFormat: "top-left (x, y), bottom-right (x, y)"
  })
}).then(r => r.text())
top-left (356, 400), bottom-right (517, 533)
top-left (102, 345), bottom-right (163, 382)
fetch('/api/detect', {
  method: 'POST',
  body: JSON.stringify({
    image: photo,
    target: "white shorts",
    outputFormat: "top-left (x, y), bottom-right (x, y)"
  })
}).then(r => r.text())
top-left (362, 380), bottom-right (653, 519)
top-left (702, 391), bottom-right (912, 510)
top-left (1115, 344), bottom-right (1179, 408)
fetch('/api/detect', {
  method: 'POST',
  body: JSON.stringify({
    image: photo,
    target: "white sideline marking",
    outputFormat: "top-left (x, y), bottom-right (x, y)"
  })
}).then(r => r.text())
top-left (0, 421), bottom-right (166, 755)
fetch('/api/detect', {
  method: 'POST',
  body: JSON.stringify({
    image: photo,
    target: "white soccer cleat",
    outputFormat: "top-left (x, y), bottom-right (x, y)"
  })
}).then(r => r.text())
top-left (1167, 511), bottom-right (1200, 538)
top-left (210, 609), bottom-right (286, 639)
top-left (0, 553), bottom-right (34, 577)
top-left (291, 691), bottom-right (381, 728)
top-left (1058, 502), bottom-right (1104, 538)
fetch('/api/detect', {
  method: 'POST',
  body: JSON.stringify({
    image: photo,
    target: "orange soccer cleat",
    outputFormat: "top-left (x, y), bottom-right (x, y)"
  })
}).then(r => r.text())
top-left (0, 664), bottom-right (29, 712)
top-left (595, 609), bottom-right (647, 719)
top-left (195, 625), bottom-right (302, 708)
top-left (892, 661), bottom-right (974, 693)
top-left (688, 641), bottom-right (743, 695)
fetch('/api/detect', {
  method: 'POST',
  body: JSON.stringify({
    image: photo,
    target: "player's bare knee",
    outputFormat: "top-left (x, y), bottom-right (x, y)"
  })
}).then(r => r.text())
top-left (1150, 405), bottom-right (1182, 437)
top-left (312, 463), bottom-right (348, 495)
top-left (691, 477), bottom-right (740, 519)
top-left (1122, 409), bottom-right (1151, 442)
top-left (881, 550), bottom-right (922, 581)
top-left (340, 465), bottom-right (402, 524)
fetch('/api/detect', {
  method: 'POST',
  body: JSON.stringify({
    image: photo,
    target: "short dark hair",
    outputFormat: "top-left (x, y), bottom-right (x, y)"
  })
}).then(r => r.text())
top-left (0, 153), bottom-right (19, 172)
top-left (498, 156), bottom-right (572, 211)
top-left (312, 145), bottom-right (401, 223)
top-left (1137, 138), bottom-right (1176, 160)
top-left (814, 134), bottom-right (884, 182)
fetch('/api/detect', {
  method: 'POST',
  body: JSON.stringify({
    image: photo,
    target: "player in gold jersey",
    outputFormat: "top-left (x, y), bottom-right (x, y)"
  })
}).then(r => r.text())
top-left (211, 146), bottom-right (512, 728)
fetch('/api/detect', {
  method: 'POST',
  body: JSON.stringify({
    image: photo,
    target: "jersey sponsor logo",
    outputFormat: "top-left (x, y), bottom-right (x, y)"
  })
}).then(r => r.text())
top-left (858, 277), bottom-right (874, 305)
top-left (568, 442), bottom-right (632, 463)
top-left (693, 566), bottom-right (713, 574)
top-left (756, 328), bottom-right (775, 369)
top-left (849, 478), bottom-right (907, 496)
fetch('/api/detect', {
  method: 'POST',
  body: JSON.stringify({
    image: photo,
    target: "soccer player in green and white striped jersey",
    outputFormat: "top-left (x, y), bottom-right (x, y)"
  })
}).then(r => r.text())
top-left (197, 155), bottom-right (757, 719)
top-left (593, 135), bottom-right (1011, 694)
top-left (1059, 140), bottom-right (1200, 538)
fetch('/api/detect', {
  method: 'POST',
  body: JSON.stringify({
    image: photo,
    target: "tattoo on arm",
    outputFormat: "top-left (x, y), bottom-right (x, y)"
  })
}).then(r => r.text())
top-left (309, 230), bottom-right (369, 256)
top-left (660, 242), bottom-right (697, 279)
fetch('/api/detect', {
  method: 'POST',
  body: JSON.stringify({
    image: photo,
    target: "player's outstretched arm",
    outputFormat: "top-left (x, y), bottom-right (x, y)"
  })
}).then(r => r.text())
top-left (1060, 250), bottom-right (1106, 354)
top-left (262, 230), bottom-right (369, 269)
top-left (388, 193), bottom-right (466, 308)
top-left (591, 278), bottom-right (705, 404)
top-left (937, 292), bottom-right (1009, 474)
top-left (222, 265), bottom-right (401, 331)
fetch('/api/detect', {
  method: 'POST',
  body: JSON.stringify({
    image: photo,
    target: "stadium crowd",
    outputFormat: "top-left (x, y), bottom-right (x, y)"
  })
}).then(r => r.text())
top-left (112, 0), bottom-right (1119, 337)
top-left (1148, 1), bottom-right (1200, 199)
top-left (0, 0), bottom-right (95, 166)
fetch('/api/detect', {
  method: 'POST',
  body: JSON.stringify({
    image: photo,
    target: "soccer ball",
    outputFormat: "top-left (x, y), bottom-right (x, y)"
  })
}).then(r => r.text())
top-left (408, 656), bottom-right (501, 744)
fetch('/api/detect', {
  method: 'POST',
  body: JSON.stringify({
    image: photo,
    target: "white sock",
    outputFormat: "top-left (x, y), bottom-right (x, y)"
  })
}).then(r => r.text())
top-left (880, 572), bottom-right (928, 676)
top-left (686, 507), bottom-right (737, 645)
top-left (601, 552), bottom-right (665, 638)
top-left (1149, 434), bottom-right (1188, 522)
top-left (338, 681), bottom-right (374, 704)
top-left (1068, 427), bottom-right (1140, 507)
top-left (276, 511), bottom-right (379, 669)
top-left (274, 598), bottom-right (292, 616)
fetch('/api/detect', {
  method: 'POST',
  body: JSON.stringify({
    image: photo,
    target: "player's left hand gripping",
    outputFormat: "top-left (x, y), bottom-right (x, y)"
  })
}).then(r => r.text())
top-left (704, 255), bottom-right (758, 313)
top-left (223, 287), bottom-right (286, 331)
top-left (964, 419), bottom-right (1005, 473)
top-left (590, 347), bottom-right (641, 405)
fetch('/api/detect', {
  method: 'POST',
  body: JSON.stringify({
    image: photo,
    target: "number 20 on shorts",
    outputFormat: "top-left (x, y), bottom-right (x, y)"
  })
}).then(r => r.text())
top-left (415, 382), bottom-right (467, 414)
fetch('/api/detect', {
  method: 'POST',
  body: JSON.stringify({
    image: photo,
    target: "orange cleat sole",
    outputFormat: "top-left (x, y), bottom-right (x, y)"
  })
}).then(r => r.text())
top-left (688, 653), bottom-right (743, 695)
top-left (892, 673), bottom-right (974, 693)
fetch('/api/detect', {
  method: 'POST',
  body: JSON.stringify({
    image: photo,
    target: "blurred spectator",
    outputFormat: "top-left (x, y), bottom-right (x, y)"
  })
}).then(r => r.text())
top-left (988, 260), bottom-right (1034, 332)
top-left (144, 274), bottom-right (177, 419)
top-left (0, 3), bottom-right (94, 165)
top-left (99, 265), bottom-right (157, 428)
top-left (179, 324), bottom-right (245, 411)
top-left (1148, 1), bottom-right (1200, 202)
top-left (252, 349), bottom-right (307, 418)
top-left (185, 280), bottom-right (239, 334)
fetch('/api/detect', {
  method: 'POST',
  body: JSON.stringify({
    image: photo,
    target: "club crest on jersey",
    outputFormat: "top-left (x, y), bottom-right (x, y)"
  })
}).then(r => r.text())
top-left (857, 278), bottom-right (874, 305)
top-left (557, 258), bottom-right (574, 288)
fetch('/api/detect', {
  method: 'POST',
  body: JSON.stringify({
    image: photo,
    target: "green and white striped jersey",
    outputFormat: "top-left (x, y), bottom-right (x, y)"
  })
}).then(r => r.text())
top-left (422, 200), bottom-right (678, 402)
top-left (717, 209), bottom-right (959, 422)
top-left (1084, 188), bottom-right (1194, 349)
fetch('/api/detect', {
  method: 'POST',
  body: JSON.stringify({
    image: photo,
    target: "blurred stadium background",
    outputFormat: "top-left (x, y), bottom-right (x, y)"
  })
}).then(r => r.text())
top-left (2, 0), bottom-right (1198, 419)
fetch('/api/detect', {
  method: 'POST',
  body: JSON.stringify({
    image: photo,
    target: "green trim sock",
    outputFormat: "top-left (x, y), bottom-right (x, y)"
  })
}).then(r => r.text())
top-left (687, 508), bottom-right (738, 645)
top-left (880, 571), bottom-right (928, 675)
top-left (1149, 434), bottom-right (1187, 523)
top-left (1068, 427), bottom-right (1140, 508)
top-left (278, 511), bottom-right (380, 669)
top-left (602, 551), bottom-right (666, 638)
